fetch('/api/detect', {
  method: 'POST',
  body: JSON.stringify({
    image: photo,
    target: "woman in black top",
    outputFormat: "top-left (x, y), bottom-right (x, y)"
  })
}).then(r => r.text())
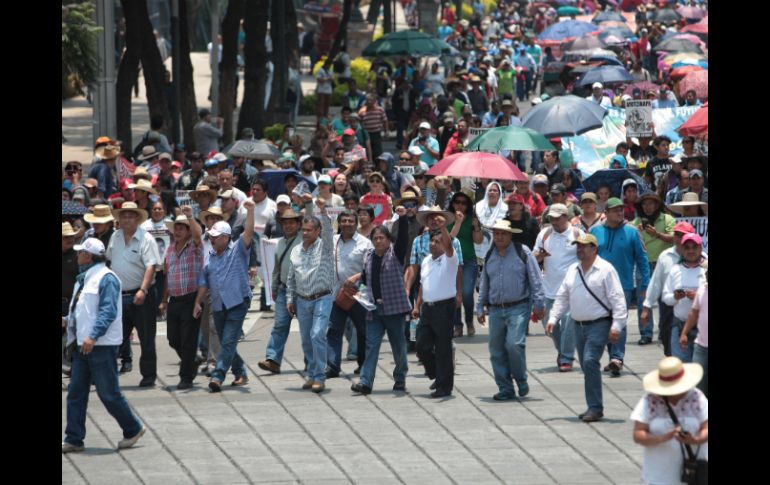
top-left (503, 193), bottom-right (540, 251)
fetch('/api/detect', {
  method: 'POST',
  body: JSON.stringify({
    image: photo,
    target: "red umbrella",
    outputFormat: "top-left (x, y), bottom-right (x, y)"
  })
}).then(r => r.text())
top-left (669, 65), bottom-right (704, 81)
top-left (681, 23), bottom-right (708, 35)
top-left (624, 81), bottom-right (659, 96)
top-left (619, 0), bottom-right (644, 12)
top-left (679, 70), bottom-right (708, 99)
top-left (427, 152), bottom-right (527, 181)
top-left (677, 103), bottom-right (708, 137)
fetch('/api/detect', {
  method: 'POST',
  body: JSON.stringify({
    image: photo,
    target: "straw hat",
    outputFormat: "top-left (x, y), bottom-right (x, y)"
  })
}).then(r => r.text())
top-left (128, 179), bottom-right (158, 195)
top-left (62, 222), bottom-right (78, 236)
top-left (190, 185), bottom-right (218, 201)
top-left (165, 215), bottom-right (194, 232)
top-left (485, 219), bottom-right (522, 234)
top-left (416, 206), bottom-right (456, 226)
top-left (277, 208), bottom-right (303, 221)
top-left (112, 201), bottom-right (149, 223)
top-left (137, 146), bottom-right (160, 161)
top-left (95, 145), bottom-right (120, 159)
top-left (132, 166), bottom-right (152, 180)
top-left (395, 189), bottom-right (426, 207)
top-left (642, 357), bottom-right (703, 396)
top-left (84, 204), bottom-right (115, 224)
top-left (667, 192), bottom-right (708, 215)
top-left (199, 206), bottom-right (224, 224)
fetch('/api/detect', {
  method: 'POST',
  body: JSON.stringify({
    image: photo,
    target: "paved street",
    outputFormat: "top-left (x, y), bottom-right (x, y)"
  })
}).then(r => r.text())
top-left (63, 301), bottom-right (662, 484)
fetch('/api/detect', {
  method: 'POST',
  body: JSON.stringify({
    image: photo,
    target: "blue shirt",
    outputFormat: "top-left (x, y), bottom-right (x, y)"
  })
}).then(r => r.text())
top-left (408, 136), bottom-right (441, 167)
top-left (90, 273), bottom-right (121, 340)
top-left (476, 242), bottom-right (544, 313)
top-left (88, 161), bottom-right (115, 197)
top-left (482, 111), bottom-right (502, 128)
top-left (198, 237), bottom-right (253, 311)
top-left (591, 223), bottom-right (650, 291)
top-left (438, 25), bottom-right (453, 41)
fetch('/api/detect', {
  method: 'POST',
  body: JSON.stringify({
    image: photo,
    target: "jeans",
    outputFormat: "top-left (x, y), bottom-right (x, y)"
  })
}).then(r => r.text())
top-left (658, 300), bottom-right (675, 356)
top-left (119, 292), bottom-right (157, 381)
top-left (606, 289), bottom-right (634, 362)
top-left (516, 76), bottom-right (526, 102)
top-left (198, 291), bottom-right (219, 361)
top-left (692, 343), bottom-right (708, 397)
top-left (211, 298), bottom-right (250, 383)
top-left (575, 320), bottom-right (612, 413)
top-left (345, 319), bottom-right (358, 359)
top-left (265, 288), bottom-right (293, 364)
top-left (359, 305), bottom-right (408, 388)
top-left (64, 345), bottom-right (143, 447)
top-left (327, 301), bottom-right (366, 373)
top-left (296, 294), bottom-right (334, 382)
top-left (166, 293), bottom-right (201, 382)
top-left (542, 298), bottom-right (576, 365)
top-left (454, 260), bottom-right (478, 329)
top-left (670, 317), bottom-right (696, 363)
top-left (488, 302), bottom-right (531, 396)
top-left (417, 298), bottom-right (455, 393)
top-left (524, 70), bottom-right (533, 97)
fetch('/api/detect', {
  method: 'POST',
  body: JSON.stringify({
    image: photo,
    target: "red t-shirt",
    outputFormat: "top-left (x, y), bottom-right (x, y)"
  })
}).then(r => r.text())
top-left (360, 193), bottom-right (393, 227)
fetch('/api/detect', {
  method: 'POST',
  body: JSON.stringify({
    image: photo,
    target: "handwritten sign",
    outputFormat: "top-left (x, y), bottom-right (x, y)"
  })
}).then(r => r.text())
top-left (625, 100), bottom-right (654, 138)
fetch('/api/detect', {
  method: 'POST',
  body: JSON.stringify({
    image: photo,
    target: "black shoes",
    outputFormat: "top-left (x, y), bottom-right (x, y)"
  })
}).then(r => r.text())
top-left (209, 380), bottom-right (222, 393)
top-left (325, 369), bottom-right (340, 379)
top-left (393, 382), bottom-right (406, 392)
top-left (429, 381), bottom-right (437, 390)
top-left (351, 383), bottom-right (372, 395)
top-left (430, 390), bottom-right (451, 398)
top-left (119, 362), bottom-right (133, 374)
top-left (637, 337), bottom-right (653, 345)
top-left (353, 366), bottom-right (361, 375)
top-left (579, 410), bottom-right (604, 422)
top-left (493, 392), bottom-right (515, 401)
top-left (177, 380), bottom-right (193, 390)
top-left (607, 359), bottom-right (623, 377)
top-left (138, 377), bottom-right (156, 387)
top-left (517, 382), bottom-right (530, 398)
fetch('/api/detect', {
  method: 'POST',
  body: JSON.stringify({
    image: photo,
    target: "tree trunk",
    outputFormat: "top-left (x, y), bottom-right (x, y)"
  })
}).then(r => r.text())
top-left (179, 0), bottom-right (198, 151)
top-left (116, 0), bottom-right (143, 151)
top-left (383, 0), bottom-right (392, 33)
top-left (239, 0), bottom-right (268, 138)
top-left (264, 0), bottom-right (298, 127)
top-left (455, 0), bottom-right (462, 26)
top-left (135, 0), bottom-right (171, 132)
top-left (219, 0), bottom-right (245, 145)
top-left (323, 0), bottom-right (353, 71)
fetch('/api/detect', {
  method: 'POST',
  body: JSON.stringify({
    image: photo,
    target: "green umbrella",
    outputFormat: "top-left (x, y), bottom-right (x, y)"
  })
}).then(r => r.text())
top-left (557, 6), bottom-right (581, 17)
top-left (465, 126), bottom-right (556, 152)
top-left (362, 30), bottom-right (453, 57)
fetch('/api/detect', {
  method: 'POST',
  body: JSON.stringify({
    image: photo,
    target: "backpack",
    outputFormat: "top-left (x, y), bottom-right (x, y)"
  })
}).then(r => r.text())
top-left (484, 240), bottom-right (528, 267)
top-left (333, 54), bottom-right (346, 74)
top-left (541, 225), bottom-right (580, 245)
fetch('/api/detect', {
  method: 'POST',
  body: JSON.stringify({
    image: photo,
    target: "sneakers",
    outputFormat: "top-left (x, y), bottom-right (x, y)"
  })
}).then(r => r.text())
top-left (467, 324), bottom-right (476, 336)
top-left (258, 359), bottom-right (281, 374)
top-left (351, 382), bottom-right (372, 395)
top-left (558, 363), bottom-right (573, 372)
top-left (607, 359), bottom-right (623, 377)
top-left (637, 336), bottom-right (653, 345)
top-left (231, 375), bottom-right (249, 386)
top-left (177, 380), bottom-right (193, 390)
top-left (311, 381), bottom-right (325, 393)
top-left (493, 392), bottom-right (515, 401)
top-left (117, 427), bottom-right (146, 449)
top-left (517, 382), bottom-right (530, 398)
top-left (119, 362), bottom-right (133, 374)
top-left (302, 378), bottom-right (315, 390)
top-left (62, 442), bottom-right (84, 453)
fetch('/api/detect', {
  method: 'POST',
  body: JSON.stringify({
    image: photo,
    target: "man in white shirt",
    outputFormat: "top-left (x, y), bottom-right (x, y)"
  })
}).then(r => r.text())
top-left (250, 179), bottom-right (277, 237)
top-left (546, 234), bottom-right (627, 422)
top-left (218, 169), bottom-right (248, 203)
top-left (412, 210), bottom-right (458, 398)
top-left (533, 205), bottom-right (584, 372)
top-left (586, 82), bottom-right (612, 108)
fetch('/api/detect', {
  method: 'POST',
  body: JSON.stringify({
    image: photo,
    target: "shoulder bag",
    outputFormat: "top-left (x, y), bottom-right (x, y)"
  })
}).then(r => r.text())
top-left (664, 397), bottom-right (708, 485)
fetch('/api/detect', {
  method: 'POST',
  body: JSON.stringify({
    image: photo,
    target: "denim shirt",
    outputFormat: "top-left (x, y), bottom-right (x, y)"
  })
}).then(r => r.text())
top-left (198, 237), bottom-right (253, 311)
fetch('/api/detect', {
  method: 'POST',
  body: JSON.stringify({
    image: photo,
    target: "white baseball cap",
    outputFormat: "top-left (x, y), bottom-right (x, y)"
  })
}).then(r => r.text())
top-left (74, 237), bottom-right (106, 256)
top-left (318, 174), bottom-right (333, 185)
top-left (548, 203), bottom-right (569, 218)
top-left (592, 82), bottom-right (603, 89)
top-left (276, 194), bottom-right (291, 205)
top-left (408, 146), bottom-right (423, 156)
top-left (207, 221), bottom-right (232, 237)
top-left (419, 122), bottom-right (432, 130)
top-left (213, 153), bottom-right (228, 162)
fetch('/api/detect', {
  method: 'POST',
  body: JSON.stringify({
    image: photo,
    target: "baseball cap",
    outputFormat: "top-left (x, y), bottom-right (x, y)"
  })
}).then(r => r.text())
top-left (318, 174), bottom-right (333, 185)
top-left (213, 153), bottom-right (228, 163)
top-left (580, 192), bottom-right (598, 203)
top-left (343, 128), bottom-right (356, 137)
top-left (550, 183), bottom-right (566, 194)
top-left (689, 169), bottom-right (704, 178)
top-left (171, 161), bottom-right (182, 169)
top-left (532, 174), bottom-right (549, 185)
top-left (681, 233), bottom-right (703, 246)
top-left (419, 122), bottom-right (432, 130)
top-left (674, 221), bottom-right (695, 234)
top-left (74, 238), bottom-right (106, 256)
top-left (501, 99), bottom-right (514, 107)
top-left (571, 234), bottom-right (598, 246)
top-left (505, 193), bottom-right (525, 205)
top-left (207, 221), bottom-right (232, 237)
top-left (622, 178), bottom-right (638, 191)
top-left (159, 153), bottom-right (173, 162)
top-left (548, 203), bottom-right (569, 218)
top-left (549, 137), bottom-right (562, 145)
top-left (205, 159), bottom-right (219, 168)
top-left (408, 146), bottom-right (423, 156)
top-left (592, 82), bottom-right (603, 89)
top-left (606, 197), bottom-right (624, 210)
top-left (276, 194), bottom-right (291, 205)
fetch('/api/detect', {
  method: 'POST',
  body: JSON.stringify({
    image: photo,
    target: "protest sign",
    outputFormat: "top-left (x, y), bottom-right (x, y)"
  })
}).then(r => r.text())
top-left (625, 100), bottom-right (653, 137)
top-left (675, 216), bottom-right (708, 251)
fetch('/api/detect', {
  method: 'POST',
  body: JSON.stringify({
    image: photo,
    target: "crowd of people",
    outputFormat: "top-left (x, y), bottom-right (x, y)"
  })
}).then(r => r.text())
top-left (63, 1), bottom-right (708, 482)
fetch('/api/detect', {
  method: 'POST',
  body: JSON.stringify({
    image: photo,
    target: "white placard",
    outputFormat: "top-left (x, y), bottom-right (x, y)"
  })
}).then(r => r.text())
top-left (625, 100), bottom-right (654, 137)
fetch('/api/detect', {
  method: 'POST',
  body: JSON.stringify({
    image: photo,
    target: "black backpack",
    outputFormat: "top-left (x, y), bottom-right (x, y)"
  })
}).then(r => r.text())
top-left (333, 54), bottom-right (346, 74)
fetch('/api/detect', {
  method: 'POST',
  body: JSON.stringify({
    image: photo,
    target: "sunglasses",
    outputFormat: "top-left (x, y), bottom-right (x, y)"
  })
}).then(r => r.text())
top-left (403, 202), bottom-right (417, 209)
top-left (399, 157), bottom-right (411, 161)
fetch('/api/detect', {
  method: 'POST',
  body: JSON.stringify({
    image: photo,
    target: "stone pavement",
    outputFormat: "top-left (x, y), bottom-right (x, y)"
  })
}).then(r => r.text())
top-left (62, 297), bottom-right (664, 484)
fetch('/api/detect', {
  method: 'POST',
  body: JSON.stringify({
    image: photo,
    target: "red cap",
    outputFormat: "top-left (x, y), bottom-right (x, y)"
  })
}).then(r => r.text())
top-left (549, 137), bottom-right (562, 145)
top-left (681, 233), bottom-right (702, 246)
top-left (343, 128), bottom-right (356, 136)
top-left (206, 150), bottom-right (219, 159)
top-left (673, 221), bottom-right (695, 234)
top-left (171, 161), bottom-right (183, 169)
top-left (505, 193), bottom-right (525, 205)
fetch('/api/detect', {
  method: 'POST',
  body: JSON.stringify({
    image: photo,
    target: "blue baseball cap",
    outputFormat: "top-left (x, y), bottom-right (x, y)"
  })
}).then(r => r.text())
top-left (204, 159), bottom-right (219, 168)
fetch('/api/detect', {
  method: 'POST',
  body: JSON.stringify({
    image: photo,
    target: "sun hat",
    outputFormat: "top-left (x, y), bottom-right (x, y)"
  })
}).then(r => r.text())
top-left (190, 185), bottom-right (218, 201)
top-left (416, 206), bottom-right (456, 226)
top-left (395, 189), bottom-right (426, 207)
top-left (571, 234), bottom-right (599, 246)
top-left (485, 219), bottom-right (523, 234)
top-left (165, 215), bottom-right (194, 232)
top-left (84, 204), bottom-right (115, 224)
top-left (198, 206), bottom-right (224, 224)
top-left (642, 357), bottom-right (703, 396)
top-left (667, 192), bottom-right (707, 215)
top-left (128, 179), bottom-right (158, 195)
top-left (112, 201), bottom-right (149, 223)
top-left (62, 222), bottom-right (78, 236)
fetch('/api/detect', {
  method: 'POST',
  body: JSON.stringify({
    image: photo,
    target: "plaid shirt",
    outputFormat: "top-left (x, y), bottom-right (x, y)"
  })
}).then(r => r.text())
top-left (164, 239), bottom-right (203, 297)
top-left (362, 246), bottom-right (412, 318)
top-left (408, 233), bottom-right (464, 266)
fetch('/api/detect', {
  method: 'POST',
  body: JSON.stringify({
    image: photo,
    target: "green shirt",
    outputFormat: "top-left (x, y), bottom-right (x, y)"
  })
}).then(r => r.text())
top-left (632, 213), bottom-right (676, 263)
top-left (498, 69), bottom-right (514, 95)
top-left (448, 216), bottom-right (476, 264)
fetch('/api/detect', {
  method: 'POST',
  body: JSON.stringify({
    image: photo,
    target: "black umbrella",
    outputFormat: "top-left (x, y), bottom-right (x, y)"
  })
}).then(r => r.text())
top-left (654, 38), bottom-right (703, 54)
top-left (258, 169), bottom-right (318, 200)
top-left (577, 65), bottom-right (634, 87)
top-left (582, 169), bottom-right (651, 199)
top-left (592, 11), bottom-right (626, 24)
top-left (651, 8), bottom-right (682, 25)
top-left (62, 200), bottom-right (88, 216)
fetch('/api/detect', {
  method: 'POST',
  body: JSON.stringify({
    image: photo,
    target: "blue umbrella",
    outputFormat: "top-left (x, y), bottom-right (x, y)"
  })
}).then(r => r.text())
top-left (577, 65), bottom-right (634, 87)
top-left (582, 169), bottom-right (651, 199)
top-left (538, 20), bottom-right (600, 42)
top-left (259, 169), bottom-right (318, 200)
top-left (592, 11), bottom-right (626, 24)
top-left (63, 199), bottom-right (88, 216)
top-left (522, 95), bottom-right (608, 138)
top-left (588, 55), bottom-right (623, 66)
top-left (598, 26), bottom-right (635, 40)
top-left (672, 60), bottom-right (708, 70)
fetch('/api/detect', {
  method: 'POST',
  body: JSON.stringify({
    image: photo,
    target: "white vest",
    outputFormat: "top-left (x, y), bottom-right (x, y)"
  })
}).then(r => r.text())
top-left (68, 264), bottom-right (123, 346)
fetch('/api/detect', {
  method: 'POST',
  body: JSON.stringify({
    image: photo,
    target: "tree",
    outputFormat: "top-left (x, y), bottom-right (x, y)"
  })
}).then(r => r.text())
top-left (218, 0), bottom-right (245, 145)
top-left (263, 0), bottom-right (300, 127)
top-left (116, 0), bottom-right (142, 147)
top-left (323, 0), bottom-right (353, 72)
top-left (238, 0), bottom-right (269, 138)
top-left (62, 1), bottom-right (101, 98)
top-left (179, 0), bottom-right (198, 151)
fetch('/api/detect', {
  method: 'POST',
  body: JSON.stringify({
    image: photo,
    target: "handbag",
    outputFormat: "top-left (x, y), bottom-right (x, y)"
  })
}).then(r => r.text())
top-left (663, 397), bottom-right (708, 485)
top-left (334, 239), bottom-right (357, 311)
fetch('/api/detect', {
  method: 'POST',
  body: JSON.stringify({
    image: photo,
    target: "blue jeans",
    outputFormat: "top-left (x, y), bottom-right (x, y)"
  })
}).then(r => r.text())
top-left (345, 319), bottom-right (358, 359)
top-left (65, 345), bottom-right (143, 447)
top-left (693, 343), bottom-right (708, 398)
top-left (524, 70), bottom-right (533, 96)
top-left (606, 290), bottom-right (635, 362)
top-left (296, 294), bottom-right (334, 382)
top-left (575, 320), bottom-right (612, 413)
top-left (265, 288), bottom-right (292, 364)
top-left (359, 305), bottom-right (408, 388)
top-left (488, 302), bottom-right (531, 396)
top-left (454, 260), bottom-right (478, 329)
top-left (327, 302), bottom-right (367, 373)
top-left (542, 297), bottom-right (576, 365)
top-left (670, 317), bottom-right (696, 363)
top-left (211, 298), bottom-right (250, 382)
top-left (516, 76), bottom-right (526, 101)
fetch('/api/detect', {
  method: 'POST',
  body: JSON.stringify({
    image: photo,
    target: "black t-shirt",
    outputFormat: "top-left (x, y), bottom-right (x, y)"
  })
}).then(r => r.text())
top-left (506, 216), bottom-right (540, 252)
top-left (371, 253), bottom-right (383, 301)
top-left (644, 157), bottom-right (673, 190)
top-left (536, 164), bottom-right (566, 188)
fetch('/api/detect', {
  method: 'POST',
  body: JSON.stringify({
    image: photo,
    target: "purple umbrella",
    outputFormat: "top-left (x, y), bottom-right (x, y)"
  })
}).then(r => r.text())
top-left (538, 20), bottom-right (600, 42)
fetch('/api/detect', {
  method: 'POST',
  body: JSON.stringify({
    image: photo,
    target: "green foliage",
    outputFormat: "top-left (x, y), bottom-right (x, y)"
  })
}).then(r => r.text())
top-left (350, 58), bottom-right (372, 88)
top-left (301, 93), bottom-right (317, 115)
top-left (62, 1), bottom-right (102, 97)
top-left (331, 83), bottom-right (348, 106)
top-left (263, 123), bottom-right (285, 142)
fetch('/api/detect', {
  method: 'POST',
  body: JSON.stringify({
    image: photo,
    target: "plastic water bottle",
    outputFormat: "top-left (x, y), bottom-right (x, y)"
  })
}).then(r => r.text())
top-left (410, 319), bottom-right (418, 342)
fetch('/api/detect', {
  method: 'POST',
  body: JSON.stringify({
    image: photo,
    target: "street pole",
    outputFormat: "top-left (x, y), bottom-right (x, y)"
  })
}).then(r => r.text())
top-left (210, 0), bottom-right (220, 117)
top-left (93, 0), bottom-right (117, 142)
top-left (171, 0), bottom-right (181, 143)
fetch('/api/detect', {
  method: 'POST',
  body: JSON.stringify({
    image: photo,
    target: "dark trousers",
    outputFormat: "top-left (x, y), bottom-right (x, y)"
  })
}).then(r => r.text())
top-left (119, 292), bottom-right (157, 380)
top-left (658, 300), bottom-right (675, 357)
top-left (368, 131), bottom-right (383, 160)
top-left (416, 298), bottom-right (455, 393)
top-left (327, 301), bottom-right (367, 373)
top-left (167, 293), bottom-right (201, 382)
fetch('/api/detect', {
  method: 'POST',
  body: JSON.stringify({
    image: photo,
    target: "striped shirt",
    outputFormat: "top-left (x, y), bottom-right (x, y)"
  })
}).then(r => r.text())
top-left (286, 210), bottom-right (335, 304)
top-left (358, 104), bottom-right (388, 133)
top-left (164, 239), bottom-right (203, 297)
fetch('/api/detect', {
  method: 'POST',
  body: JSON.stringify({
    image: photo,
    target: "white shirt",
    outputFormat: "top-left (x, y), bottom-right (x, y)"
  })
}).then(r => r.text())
top-left (586, 94), bottom-right (613, 108)
top-left (333, 233), bottom-right (373, 293)
top-left (644, 247), bottom-right (708, 309)
top-left (253, 196), bottom-right (277, 236)
top-left (549, 256), bottom-right (628, 332)
top-left (661, 264), bottom-right (707, 321)
top-left (420, 251), bottom-right (459, 303)
top-left (534, 225), bottom-right (584, 299)
top-left (106, 228), bottom-right (161, 290)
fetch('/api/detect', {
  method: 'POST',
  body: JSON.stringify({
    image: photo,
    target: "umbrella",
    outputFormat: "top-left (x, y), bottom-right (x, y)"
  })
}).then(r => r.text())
top-left (671, 60), bottom-right (708, 70)
top-left (521, 95), bottom-right (608, 138)
top-left (677, 103), bottom-right (708, 137)
top-left (588, 55), bottom-right (623, 66)
top-left (258, 169), bottom-right (318, 200)
top-left (582, 169), bottom-right (651, 198)
top-left (567, 48), bottom-right (616, 58)
top-left (668, 34), bottom-right (706, 48)
top-left (602, 34), bottom-right (628, 45)
top-left (662, 52), bottom-right (706, 67)
top-left (651, 8), bottom-right (682, 25)
top-left (681, 22), bottom-right (708, 35)
top-left (563, 34), bottom-right (605, 52)
top-left (624, 81), bottom-right (659, 96)
top-left (598, 26), bottom-right (635, 40)
top-left (678, 70), bottom-right (708, 99)
top-left (63, 200), bottom-right (88, 216)
top-left (577, 65), bottom-right (634, 87)
top-left (669, 65), bottom-right (705, 81)
top-left (362, 30), bottom-right (453, 57)
top-left (464, 126), bottom-right (556, 152)
top-left (538, 20), bottom-right (600, 42)
top-left (557, 6), bottom-right (580, 16)
top-left (654, 38), bottom-right (703, 54)
top-left (619, 0), bottom-right (644, 12)
top-left (226, 139), bottom-right (282, 161)
top-left (677, 6), bottom-right (707, 20)
top-left (592, 11), bottom-right (625, 24)
top-left (427, 152), bottom-right (527, 181)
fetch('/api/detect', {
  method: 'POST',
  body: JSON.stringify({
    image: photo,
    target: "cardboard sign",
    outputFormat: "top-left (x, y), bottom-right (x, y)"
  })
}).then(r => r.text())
top-left (468, 127), bottom-right (489, 142)
top-left (625, 100), bottom-right (654, 137)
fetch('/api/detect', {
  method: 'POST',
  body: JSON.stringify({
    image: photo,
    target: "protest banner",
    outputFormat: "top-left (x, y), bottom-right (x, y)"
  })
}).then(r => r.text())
top-left (675, 216), bottom-right (708, 251)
